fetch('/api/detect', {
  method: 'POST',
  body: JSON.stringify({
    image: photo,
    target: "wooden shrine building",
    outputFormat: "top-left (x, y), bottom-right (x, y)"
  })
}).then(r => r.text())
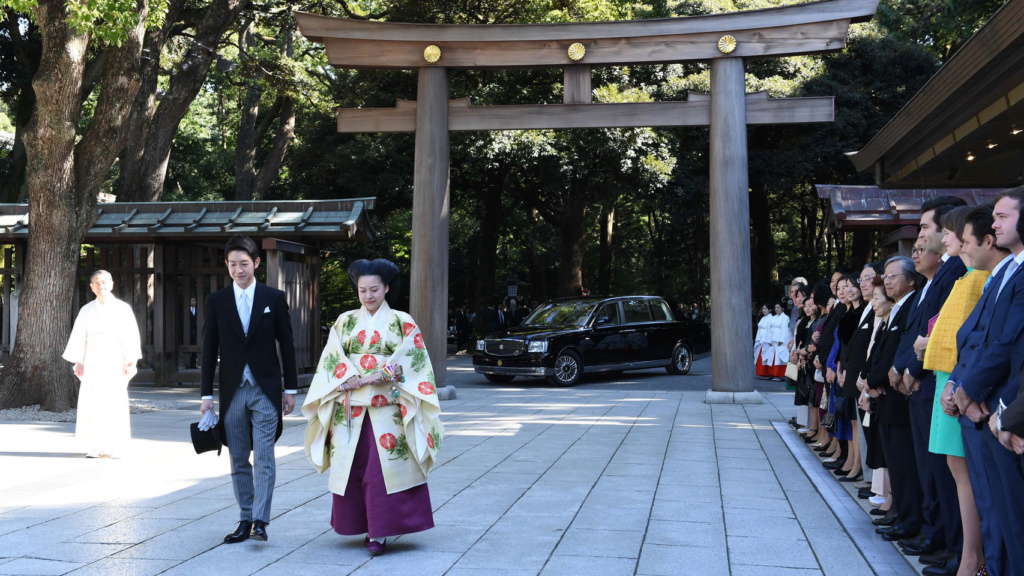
top-left (0, 199), bottom-right (376, 386)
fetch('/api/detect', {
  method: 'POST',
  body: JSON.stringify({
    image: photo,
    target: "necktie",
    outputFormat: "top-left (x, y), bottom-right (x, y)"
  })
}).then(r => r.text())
top-left (239, 291), bottom-right (251, 335)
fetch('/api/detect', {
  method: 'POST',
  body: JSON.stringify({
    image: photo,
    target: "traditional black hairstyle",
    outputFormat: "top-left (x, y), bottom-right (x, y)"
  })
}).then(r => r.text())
top-left (348, 259), bottom-right (401, 307)
top-left (225, 235), bottom-right (260, 262)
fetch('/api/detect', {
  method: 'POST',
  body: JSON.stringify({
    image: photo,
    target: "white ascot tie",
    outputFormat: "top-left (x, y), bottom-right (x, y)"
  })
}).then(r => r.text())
top-left (239, 291), bottom-right (251, 335)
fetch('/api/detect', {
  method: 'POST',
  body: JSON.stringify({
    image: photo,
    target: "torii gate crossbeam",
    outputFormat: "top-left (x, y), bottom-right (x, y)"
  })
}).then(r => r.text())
top-left (297, 0), bottom-right (879, 402)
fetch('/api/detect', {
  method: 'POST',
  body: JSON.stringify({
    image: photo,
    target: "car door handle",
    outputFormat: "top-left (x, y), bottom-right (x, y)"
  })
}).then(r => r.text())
top-left (621, 329), bottom-right (637, 333)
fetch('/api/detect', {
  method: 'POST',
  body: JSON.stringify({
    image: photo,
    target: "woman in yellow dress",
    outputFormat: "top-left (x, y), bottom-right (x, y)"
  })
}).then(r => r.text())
top-left (303, 259), bottom-right (443, 556)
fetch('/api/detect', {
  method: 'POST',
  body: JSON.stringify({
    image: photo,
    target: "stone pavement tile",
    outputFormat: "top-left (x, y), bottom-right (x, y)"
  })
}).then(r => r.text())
top-left (486, 512), bottom-right (572, 540)
top-left (730, 567), bottom-right (823, 576)
top-left (0, 527), bottom-right (76, 557)
top-left (660, 459), bottom-right (719, 477)
top-left (63, 558), bottom-right (180, 576)
top-left (71, 518), bottom-right (191, 544)
top-left (0, 516), bottom-right (44, 537)
top-left (444, 568), bottom-right (537, 576)
top-left (265, 489), bottom-right (327, 512)
top-left (347, 549), bottom-right (462, 576)
top-left (279, 531), bottom-right (372, 566)
top-left (112, 523), bottom-right (225, 560)
top-left (189, 483), bottom-right (236, 500)
top-left (721, 479), bottom-right (785, 500)
top-left (718, 455), bottom-right (774, 471)
top-left (723, 495), bottom-right (795, 513)
top-left (584, 487), bottom-right (654, 509)
top-left (540, 555), bottom-right (637, 576)
top-left (572, 505), bottom-right (649, 532)
top-left (636, 543), bottom-right (728, 576)
top-left (553, 527), bottom-right (644, 559)
top-left (392, 524), bottom-right (484, 552)
top-left (725, 514), bottom-right (805, 540)
top-left (666, 448), bottom-right (718, 463)
top-left (0, 558), bottom-right (84, 576)
top-left (602, 463), bottom-right (661, 479)
top-left (649, 498), bottom-right (722, 523)
top-left (156, 539), bottom-right (291, 576)
top-left (431, 502), bottom-right (505, 528)
top-left (718, 468), bottom-right (778, 485)
top-left (644, 520), bottom-right (725, 548)
top-left (28, 543), bottom-right (131, 563)
top-left (728, 535), bottom-right (819, 569)
top-left (592, 474), bottom-right (658, 493)
top-left (132, 498), bottom-right (233, 520)
top-left (654, 483), bottom-right (720, 504)
top-left (252, 559), bottom-right (361, 576)
top-left (450, 533), bottom-right (559, 572)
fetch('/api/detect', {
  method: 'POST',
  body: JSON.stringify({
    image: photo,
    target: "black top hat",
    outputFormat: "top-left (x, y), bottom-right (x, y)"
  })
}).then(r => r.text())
top-left (189, 422), bottom-right (223, 455)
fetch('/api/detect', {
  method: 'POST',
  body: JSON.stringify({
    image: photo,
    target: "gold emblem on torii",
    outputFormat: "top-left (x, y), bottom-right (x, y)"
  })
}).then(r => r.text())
top-left (567, 43), bottom-right (586, 61)
top-left (423, 45), bottom-right (441, 63)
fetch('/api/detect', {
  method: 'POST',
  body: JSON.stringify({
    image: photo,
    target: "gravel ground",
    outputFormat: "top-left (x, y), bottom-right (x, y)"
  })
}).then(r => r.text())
top-left (0, 399), bottom-right (196, 422)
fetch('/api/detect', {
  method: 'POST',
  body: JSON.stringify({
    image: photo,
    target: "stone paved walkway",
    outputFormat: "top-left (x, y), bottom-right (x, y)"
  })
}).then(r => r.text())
top-left (0, 357), bottom-right (916, 575)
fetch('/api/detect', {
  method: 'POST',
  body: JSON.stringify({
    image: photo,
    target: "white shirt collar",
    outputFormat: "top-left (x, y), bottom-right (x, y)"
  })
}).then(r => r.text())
top-left (233, 281), bottom-right (256, 302)
top-left (941, 252), bottom-right (950, 263)
top-left (893, 290), bottom-right (915, 311)
top-left (991, 254), bottom-right (1015, 278)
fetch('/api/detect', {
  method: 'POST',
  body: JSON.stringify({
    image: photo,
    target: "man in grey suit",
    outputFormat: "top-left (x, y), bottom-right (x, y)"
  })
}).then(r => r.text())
top-left (200, 235), bottom-right (298, 543)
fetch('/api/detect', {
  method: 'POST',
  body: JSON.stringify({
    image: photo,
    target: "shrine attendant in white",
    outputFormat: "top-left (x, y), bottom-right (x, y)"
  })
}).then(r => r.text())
top-left (754, 305), bottom-right (773, 378)
top-left (62, 270), bottom-right (142, 458)
top-left (767, 303), bottom-right (791, 380)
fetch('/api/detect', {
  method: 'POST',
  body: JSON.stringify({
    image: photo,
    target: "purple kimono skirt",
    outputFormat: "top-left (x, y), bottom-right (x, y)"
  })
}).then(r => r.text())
top-left (331, 416), bottom-right (434, 539)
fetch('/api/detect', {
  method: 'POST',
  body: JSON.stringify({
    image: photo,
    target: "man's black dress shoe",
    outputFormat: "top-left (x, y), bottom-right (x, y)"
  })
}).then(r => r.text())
top-left (897, 535), bottom-right (925, 547)
top-left (857, 489), bottom-right (873, 499)
top-left (922, 558), bottom-right (959, 576)
top-left (880, 529), bottom-right (916, 541)
top-left (903, 539), bottom-right (944, 556)
top-left (869, 507), bottom-right (889, 516)
top-left (920, 551), bottom-right (956, 566)
top-left (224, 521), bottom-right (252, 544)
top-left (872, 514), bottom-right (898, 526)
top-left (250, 520), bottom-right (268, 542)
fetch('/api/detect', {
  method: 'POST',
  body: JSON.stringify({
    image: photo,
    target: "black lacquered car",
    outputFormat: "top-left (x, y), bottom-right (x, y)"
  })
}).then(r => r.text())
top-left (472, 296), bottom-right (709, 386)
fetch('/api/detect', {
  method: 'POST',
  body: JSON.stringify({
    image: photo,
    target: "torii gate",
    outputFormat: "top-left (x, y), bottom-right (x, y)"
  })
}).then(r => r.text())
top-left (296, 0), bottom-right (878, 402)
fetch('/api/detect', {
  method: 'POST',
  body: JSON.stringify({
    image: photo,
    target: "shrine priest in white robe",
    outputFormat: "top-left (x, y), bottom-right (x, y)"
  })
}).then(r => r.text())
top-left (62, 270), bottom-right (142, 458)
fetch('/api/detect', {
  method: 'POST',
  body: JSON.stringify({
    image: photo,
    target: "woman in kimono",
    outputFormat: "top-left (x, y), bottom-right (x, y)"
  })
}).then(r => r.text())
top-left (766, 303), bottom-right (790, 380)
top-left (62, 270), bottom-right (142, 458)
top-left (753, 304), bottom-right (772, 378)
top-left (303, 259), bottom-right (443, 556)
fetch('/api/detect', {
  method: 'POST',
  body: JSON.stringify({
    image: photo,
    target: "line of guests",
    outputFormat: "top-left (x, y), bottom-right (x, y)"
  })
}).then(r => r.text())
top-left (786, 190), bottom-right (1024, 576)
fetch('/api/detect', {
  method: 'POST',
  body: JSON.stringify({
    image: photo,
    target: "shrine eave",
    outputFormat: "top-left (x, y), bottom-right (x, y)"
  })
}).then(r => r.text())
top-left (815, 184), bottom-right (1009, 228)
top-left (0, 199), bottom-right (377, 243)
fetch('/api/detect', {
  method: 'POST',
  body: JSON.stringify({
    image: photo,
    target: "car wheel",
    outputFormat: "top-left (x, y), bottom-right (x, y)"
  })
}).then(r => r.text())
top-left (484, 374), bottom-right (516, 383)
top-left (547, 350), bottom-right (583, 387)
top-left (667, 342), bottom-right (693, 375)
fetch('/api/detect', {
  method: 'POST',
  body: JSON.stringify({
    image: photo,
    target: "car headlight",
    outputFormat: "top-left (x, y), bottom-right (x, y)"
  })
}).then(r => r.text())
top-left (476, 339), bottom-right (486, 351)
top-left (527, 341), bottom-right (548, 353)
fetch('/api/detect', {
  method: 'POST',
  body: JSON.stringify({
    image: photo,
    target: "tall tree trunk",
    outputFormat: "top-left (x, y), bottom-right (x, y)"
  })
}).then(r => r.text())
top-left (0, 0), bottom-right (146, 411)
top-left (598, 202), bottom-right (615, 295)
top-left (119, 0), bottom-right (248, 202)
top-left (749, 180), bottom-right (777, 304)
top-left (523, 206), bottom-right (547, 303)
top-left (475, 182), bottom-right (502, 308)
top-left (556, 192), bottom-right (586, 297)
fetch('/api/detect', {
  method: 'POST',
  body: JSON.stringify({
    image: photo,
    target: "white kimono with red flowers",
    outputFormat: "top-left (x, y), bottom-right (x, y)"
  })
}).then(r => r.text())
top-left (302, 301), bottom-right (443, 495)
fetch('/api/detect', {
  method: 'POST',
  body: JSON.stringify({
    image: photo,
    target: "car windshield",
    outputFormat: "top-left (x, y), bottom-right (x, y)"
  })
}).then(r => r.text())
top-left (522, 301), bottom-right (599, 327)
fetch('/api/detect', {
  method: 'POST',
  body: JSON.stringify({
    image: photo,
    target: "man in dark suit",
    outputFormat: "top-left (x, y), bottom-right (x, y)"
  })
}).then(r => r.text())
top-left (951, 189), bottom-right (1024, 573)
top-left (868, 256), bottom-right (923, 543)
top-left (946, 205), bottom-right (1014, 576)
top-left (891, 197), bottom-right (967, 562)
top-left (200, 235), bottom-right (298, 544)
top-left (476, 302), bottom-right (499, 335)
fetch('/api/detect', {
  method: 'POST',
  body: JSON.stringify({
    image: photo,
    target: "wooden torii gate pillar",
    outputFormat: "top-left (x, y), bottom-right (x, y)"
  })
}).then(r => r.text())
top-left (297, 0), bottom-right (879, 402)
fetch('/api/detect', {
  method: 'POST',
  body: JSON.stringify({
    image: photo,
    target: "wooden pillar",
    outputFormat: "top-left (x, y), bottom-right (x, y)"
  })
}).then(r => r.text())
top-left (708, 57), bottom-right (756, 397)
top-left (564, 65), bottom-right (592, 104)
top-left (410, 66), bottom-right (451, 390)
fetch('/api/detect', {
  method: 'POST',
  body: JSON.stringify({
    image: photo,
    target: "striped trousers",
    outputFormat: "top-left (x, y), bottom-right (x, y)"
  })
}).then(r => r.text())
top-left (225, 381), bottom-right (277, 523)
